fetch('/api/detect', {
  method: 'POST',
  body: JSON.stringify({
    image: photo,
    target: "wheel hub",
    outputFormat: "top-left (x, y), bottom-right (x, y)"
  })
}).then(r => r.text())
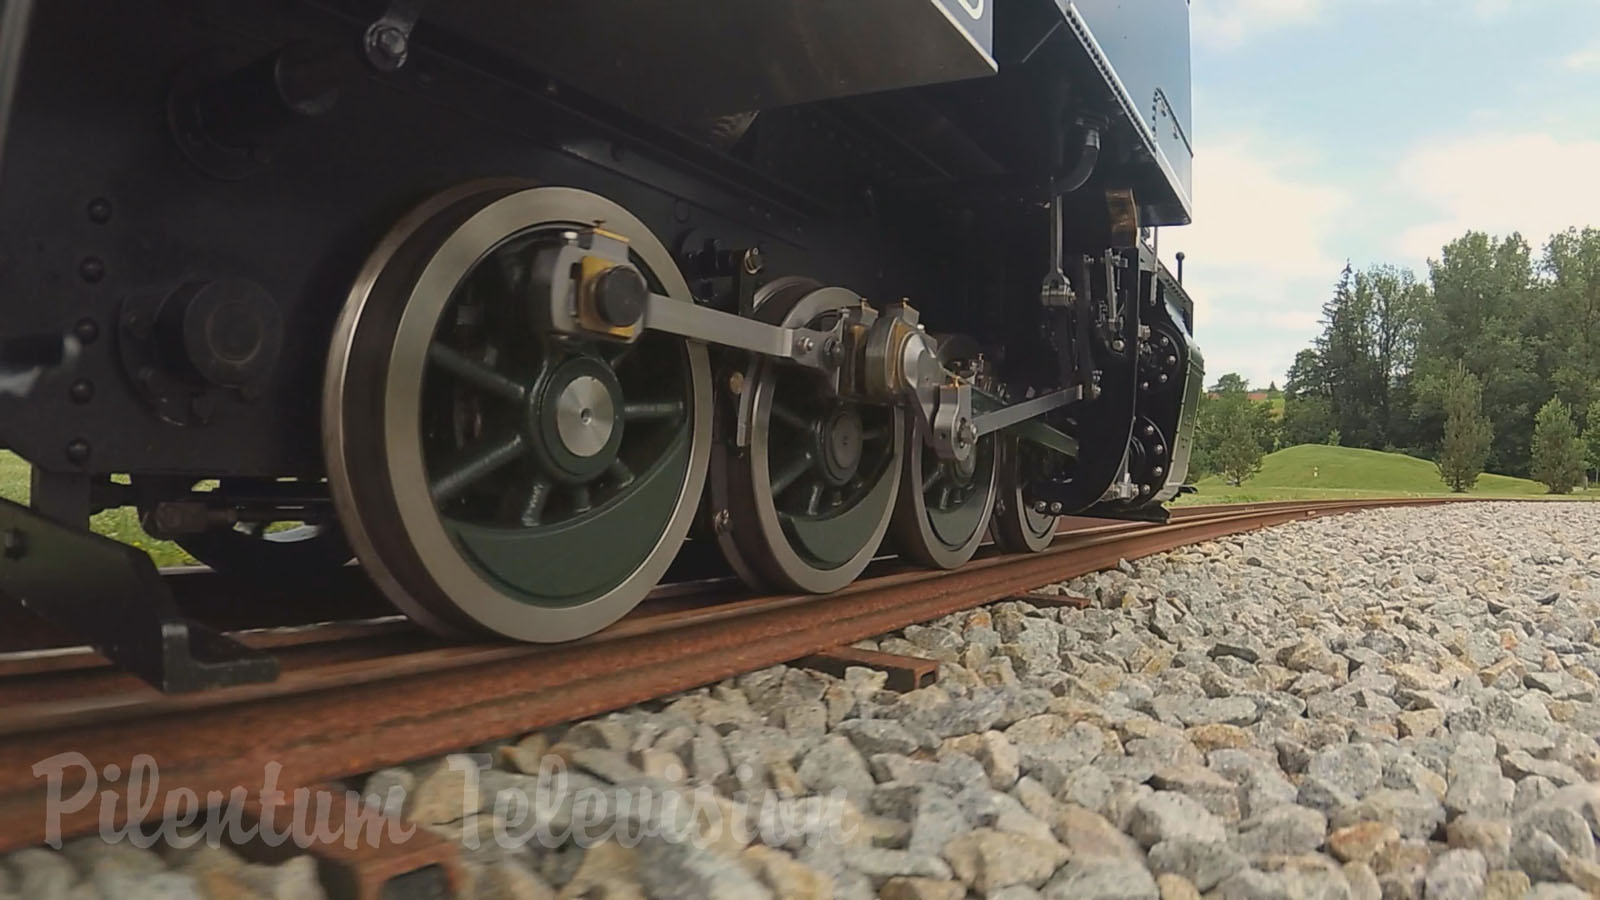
top-left (533, 357), bottom-right (624, 482)
top-left (817, 406), bottom-right (864, 485)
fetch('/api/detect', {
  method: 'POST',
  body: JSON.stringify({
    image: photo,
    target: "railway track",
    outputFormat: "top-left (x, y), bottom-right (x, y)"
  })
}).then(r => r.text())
top-left (0, 497), bottom-right (1473, 866)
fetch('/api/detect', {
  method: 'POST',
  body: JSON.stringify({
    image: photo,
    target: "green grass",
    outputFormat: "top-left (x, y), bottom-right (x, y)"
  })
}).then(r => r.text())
top-left (0, 451), bottom-right (195, 566)
top-left (1178, 444), bottom-right (1597, 505)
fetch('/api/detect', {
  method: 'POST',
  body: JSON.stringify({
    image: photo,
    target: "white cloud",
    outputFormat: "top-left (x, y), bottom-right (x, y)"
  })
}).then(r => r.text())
top-left (1564, 40), bottom-right (1600, 72)
top-left (1191, 0), bottom-right (1529, 50)
top-left (1470, 0), bottom-right (1513, 18)
top-left (1161, 134), bottom-right (1350, 387)
top-left (1392, 133), bottom-right (1600, 261)
top-left (1191, 0), bottom-right (1326, 49)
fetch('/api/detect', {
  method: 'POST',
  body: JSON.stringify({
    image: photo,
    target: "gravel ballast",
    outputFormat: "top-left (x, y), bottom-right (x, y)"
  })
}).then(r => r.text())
top-left (9, 500), bottom-right (1600, 899)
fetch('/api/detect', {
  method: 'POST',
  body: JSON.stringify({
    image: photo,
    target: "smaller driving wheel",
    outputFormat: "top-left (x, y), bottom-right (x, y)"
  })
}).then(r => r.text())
top-left (890, 428), bottom-right (996, 569)
top-left (990, 434), bottom-right (1059, 553)
top-left (888, 339), bottom-right (997, 569)
top-left (712, 281), bottom-right (903, 593)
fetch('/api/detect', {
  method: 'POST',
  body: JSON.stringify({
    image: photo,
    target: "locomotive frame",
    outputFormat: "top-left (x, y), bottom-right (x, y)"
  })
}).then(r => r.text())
top-left (0, 0), bottom-right (1202, 690)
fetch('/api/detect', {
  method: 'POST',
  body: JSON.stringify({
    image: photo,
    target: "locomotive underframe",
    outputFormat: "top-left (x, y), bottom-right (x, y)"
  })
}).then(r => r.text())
top-left (0, 0), bottom-right (1202, 690)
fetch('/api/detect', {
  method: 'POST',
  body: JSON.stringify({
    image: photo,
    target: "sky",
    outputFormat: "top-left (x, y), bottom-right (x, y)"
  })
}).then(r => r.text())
top-left (1159, 0), bottom-right (1600, 389)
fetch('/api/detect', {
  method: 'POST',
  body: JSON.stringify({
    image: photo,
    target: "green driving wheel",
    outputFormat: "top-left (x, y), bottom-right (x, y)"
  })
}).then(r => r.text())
top-left (888, 337), bottom-right (997, 569)
top-left (711, 280), bottom-right (903, 593)
top-left (325, 183), bottom-right (711, 641)
top-left (990, 433), bottom-right (1060, 553)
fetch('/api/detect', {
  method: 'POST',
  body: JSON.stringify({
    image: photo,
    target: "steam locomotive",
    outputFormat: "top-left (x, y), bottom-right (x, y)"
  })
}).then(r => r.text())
top-left (0, 0), bottom-right (1201, 690)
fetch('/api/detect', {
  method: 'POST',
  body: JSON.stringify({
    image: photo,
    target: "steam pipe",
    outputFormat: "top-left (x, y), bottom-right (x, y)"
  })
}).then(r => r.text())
top-left (1051, 126), bottom-right (1101, 196)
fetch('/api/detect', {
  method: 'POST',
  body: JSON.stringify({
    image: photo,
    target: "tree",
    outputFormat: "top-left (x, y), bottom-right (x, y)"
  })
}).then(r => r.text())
top-left (1194, 374), bottom-right (1272, 485)
top-left (1435, 364), bottom-right (1492, 492)
top-left (1418, 232), bottom-right (1538, 474)
top-left (1358, 265), bottom-right (1428, 443)
top-left (1315, 264), bottom-right (1382, 447)
top-left (1531, 397), bottom-right (1585, 494)
top-left (1303, 263), bottom-right (1429, 451)
top-left (1215, 405), bottom-right (1267, 485)
top-left (1281, 349), bottom-right (1336, 447)
top-left (1584, 398), bottom-right (1600, 485)
top-left (1273, 227), bottom-right (1600, 478)
top-left (1211, 373), bottom-right (1249, 394)
top-left (1541, 230), bottom-right (1600, 421)
top-left (1281, 394), bottom-right (1335, 447)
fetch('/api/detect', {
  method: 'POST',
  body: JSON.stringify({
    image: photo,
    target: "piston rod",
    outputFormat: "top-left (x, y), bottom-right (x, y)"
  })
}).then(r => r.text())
top-left (970, 387), bottom-right (1080, 437)
top-left (642, 294), bottom-right (834, 370)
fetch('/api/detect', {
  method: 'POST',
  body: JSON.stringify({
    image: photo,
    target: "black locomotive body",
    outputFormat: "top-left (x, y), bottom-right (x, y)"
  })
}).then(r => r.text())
top-left (0, 0), bottom-right (1203, 689)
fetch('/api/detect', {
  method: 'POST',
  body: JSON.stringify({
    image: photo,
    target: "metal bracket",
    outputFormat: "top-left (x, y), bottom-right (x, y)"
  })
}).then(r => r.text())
top-left (0, 498), bottom-right (278, 692)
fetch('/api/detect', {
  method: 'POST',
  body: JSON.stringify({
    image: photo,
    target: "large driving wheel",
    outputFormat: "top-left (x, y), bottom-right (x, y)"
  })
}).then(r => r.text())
top-left (324, 183), bottom-right (711, 641)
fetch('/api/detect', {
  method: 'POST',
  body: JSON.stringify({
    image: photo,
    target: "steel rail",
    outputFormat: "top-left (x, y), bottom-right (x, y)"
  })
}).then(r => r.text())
top-left (0, 498), bottom-right (1398, 675)
top-left (0, 497), bottom-right (1483, 850)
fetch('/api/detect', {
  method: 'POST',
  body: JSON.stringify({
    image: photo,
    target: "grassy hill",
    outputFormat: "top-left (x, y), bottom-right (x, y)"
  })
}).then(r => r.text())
top-left (1180, 444), bottom-right (1585, 504)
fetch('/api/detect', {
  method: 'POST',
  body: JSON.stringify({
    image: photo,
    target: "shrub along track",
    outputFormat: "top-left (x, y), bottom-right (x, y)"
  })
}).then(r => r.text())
top-left (0, 497), bottom-right (1477, 856)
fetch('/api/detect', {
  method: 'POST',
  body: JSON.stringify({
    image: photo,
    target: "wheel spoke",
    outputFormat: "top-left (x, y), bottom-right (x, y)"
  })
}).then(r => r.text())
top-left (771, 452), bottom-right (815, 496)
top-left (517, 476), bottom-right (552, 527)
top-left (608, 342), bottom-right (639, 372)
top-left (570, 484), bottom-right (593, 514)
top-left (771, 402), bottom-right (812, 434)
top-left (485, 242), bottom-right (528, 301)
top-left (921, 466), bottom-right (945, 494)
top-left (804, 481), bottom-right (825, 516)
top-left (608, 459), bottom-right (636, 489)
top-left (828, 489), bottom-right (844, 509)
top-left (860, 425), bottom-right (888, 443)
top-left (623, 400), bottom-right (685, 423)
top-left (430, 432), bottom-right (527, 504)
top-left (428, 343), bottom-right (530, 403)
top-left (937, 484), bottom-right (953, 511)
